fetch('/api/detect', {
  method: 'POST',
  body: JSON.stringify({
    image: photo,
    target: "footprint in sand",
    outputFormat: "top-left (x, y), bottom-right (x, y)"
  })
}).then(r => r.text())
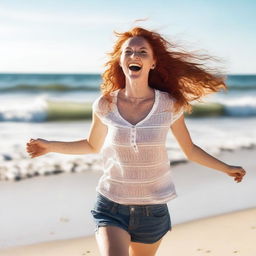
top-left (82, 251), bottom-right (91, 255)
top-left (196, 248), bottom-right (211, 253)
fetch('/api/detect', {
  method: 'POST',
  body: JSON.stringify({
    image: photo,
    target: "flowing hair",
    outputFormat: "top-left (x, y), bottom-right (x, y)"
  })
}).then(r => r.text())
top-left (100, 27), bottom-right (227, 113)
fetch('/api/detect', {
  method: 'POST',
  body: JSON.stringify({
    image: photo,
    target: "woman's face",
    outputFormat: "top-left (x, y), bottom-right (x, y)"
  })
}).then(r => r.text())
top-left (119, 36), bottom-right (156, 80)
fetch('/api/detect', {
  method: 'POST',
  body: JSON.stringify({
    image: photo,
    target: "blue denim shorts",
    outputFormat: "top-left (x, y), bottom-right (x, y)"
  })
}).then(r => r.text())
top-left (90, 193), bottom-right (172, 244)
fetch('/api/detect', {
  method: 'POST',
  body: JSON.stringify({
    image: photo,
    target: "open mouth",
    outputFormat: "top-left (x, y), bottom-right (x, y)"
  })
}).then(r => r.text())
top-left (128, 63), bottom-right (142, 71)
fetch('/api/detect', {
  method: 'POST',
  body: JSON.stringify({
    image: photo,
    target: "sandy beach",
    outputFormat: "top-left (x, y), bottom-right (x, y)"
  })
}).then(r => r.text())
top-left (0, 208), bottom-right (255, 256)
top-left (0, 147), bottom-right (255, 255)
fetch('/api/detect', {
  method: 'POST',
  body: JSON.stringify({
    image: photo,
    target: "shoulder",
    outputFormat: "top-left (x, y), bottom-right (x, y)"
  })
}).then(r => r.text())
top-left (156, 89), bottom-right (184, 121)
top-left (93, 94), bottom-right (107, 108)
top-left (157, 89), bottom-right (177, 107)
top-left (92, 92), bottom-right (115, 117)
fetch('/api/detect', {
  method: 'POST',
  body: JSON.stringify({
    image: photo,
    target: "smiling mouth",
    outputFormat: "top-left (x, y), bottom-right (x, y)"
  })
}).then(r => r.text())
top-left (129, 64), bottom-right (142, 71)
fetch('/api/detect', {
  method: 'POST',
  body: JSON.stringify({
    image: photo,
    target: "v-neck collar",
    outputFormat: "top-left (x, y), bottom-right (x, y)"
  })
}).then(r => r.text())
top-left (112, 88), bottom-right (159, 127)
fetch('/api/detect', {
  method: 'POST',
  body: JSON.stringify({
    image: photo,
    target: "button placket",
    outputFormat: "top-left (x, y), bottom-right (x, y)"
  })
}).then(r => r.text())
top-left (130, 127), bottom-right (138, 152)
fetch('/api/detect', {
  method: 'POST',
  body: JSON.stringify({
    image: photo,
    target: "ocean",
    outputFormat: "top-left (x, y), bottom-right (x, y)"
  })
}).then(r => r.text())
top-left (0, 73), bottom-right (255, 248)
top-left (0, 73), bottom-right (256, 181)
top-left (0, 73), bottom-right (256, 122)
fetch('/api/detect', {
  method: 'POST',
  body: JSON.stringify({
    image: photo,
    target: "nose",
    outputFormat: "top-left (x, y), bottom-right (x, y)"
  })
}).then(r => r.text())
top-left (130, 51), bottom-right (140, 58)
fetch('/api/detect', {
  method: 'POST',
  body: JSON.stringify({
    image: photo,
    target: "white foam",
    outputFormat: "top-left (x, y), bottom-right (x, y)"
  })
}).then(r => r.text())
top-left (0, 95), bottom-right (48, 122)
top-left (205, 93), bottom-right (256, 116)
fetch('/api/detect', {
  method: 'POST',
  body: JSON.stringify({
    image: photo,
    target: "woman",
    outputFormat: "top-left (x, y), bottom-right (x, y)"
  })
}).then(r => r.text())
top-left (26, 27), bottom-right (246, 256)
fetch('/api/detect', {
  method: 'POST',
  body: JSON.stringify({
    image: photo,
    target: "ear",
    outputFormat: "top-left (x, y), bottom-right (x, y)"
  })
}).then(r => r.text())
top-left (151, 59), bottom-right (156, 69)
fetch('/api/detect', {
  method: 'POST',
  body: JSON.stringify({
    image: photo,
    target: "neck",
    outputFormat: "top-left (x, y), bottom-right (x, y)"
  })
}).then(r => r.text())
top-left (123, 78), bottom-right (154, 99)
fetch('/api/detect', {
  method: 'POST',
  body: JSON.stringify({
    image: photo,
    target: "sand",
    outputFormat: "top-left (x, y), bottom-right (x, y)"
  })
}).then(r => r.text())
top-left (0, 208), bottom-right (255, 256)
top-left (0, 147), bottom-right (255, 255)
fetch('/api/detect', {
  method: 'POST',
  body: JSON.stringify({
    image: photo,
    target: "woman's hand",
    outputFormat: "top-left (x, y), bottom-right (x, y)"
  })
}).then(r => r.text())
top-left (225, 166), bottom-right (246, 183)
top-left (26, 138), bottom-right (51, 158)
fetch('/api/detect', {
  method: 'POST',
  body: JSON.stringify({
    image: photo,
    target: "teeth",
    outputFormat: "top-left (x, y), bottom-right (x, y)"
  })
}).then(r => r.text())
top-left (129, 63), bottom-right (141, 68)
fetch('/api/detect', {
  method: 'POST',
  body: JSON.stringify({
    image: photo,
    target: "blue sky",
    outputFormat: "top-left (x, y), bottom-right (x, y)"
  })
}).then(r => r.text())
top-left (0, 0), bottom-right (255, 74)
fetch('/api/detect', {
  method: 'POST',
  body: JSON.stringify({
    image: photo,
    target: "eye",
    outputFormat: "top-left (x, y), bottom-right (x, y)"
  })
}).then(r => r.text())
top-left (124, 50), bottom-right (132, 55)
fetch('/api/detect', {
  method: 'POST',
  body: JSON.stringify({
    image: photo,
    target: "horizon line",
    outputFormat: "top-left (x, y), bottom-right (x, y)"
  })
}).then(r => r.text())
top-left (0, 72), bottom-right (255, 76)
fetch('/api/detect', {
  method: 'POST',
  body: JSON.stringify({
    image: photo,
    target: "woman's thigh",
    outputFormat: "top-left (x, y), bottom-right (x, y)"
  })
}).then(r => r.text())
top-left (95, 225), bottom-right (131, 256)
top-left (129, 238), bottom-right (163, 256)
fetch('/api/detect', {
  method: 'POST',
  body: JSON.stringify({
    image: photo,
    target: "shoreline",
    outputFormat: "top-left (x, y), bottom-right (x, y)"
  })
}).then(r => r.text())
top-left (1, 207), bottom-right (255, 256)
top-left (1, 142), bottom-right (255, 182)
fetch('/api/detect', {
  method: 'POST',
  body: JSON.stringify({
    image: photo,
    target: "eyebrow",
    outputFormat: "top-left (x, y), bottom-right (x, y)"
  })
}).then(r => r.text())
top-left (125, 46), bottom-right (148, 50)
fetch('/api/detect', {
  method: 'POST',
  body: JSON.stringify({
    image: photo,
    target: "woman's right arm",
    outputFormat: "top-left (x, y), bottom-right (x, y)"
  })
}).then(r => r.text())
top-left (26, 111), bottom-right (108, 158)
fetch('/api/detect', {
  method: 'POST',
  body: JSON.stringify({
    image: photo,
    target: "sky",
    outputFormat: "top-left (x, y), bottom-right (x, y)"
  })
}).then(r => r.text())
top-left (0, 0), bottom-right (255, 74)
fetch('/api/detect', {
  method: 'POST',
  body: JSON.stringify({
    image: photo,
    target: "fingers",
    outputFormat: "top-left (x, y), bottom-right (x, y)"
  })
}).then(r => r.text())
top-left (26, 144), bottom-right (35, 153)
top-left (235, 176), bottom-right (242, 183)
top-left (228, 166), bottom-right (246, 183)
top-left (234, 175), bottom-right (241, 183)
top-left (28, 150), bottom-right (41, 158)
top-left (26, 139), bottom-right (40, 158)
top-left (27, 147), bottom-right (36, 158)
top-left (26, 140), bottom-right (35, 149)
top-left (234, 169), bottom-right (246, 183)
top-left (29, 138), bottom-right (37, 144)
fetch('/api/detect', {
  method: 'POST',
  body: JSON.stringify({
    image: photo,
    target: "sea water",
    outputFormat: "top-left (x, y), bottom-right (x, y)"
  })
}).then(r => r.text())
top-left (0, 73), bottom-right (256, 181)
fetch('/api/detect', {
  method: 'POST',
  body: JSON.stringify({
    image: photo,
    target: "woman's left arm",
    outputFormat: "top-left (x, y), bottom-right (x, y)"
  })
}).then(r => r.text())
top-left (170, 114), bottom-right (246, 183)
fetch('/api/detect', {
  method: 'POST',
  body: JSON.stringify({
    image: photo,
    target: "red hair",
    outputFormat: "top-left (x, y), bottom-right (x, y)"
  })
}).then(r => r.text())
top-left (100, 27), bottom-right (227, 113)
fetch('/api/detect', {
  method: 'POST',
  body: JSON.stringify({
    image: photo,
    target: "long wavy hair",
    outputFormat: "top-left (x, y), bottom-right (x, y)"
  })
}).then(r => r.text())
top-left (100, 27), bottom-right (227, 113)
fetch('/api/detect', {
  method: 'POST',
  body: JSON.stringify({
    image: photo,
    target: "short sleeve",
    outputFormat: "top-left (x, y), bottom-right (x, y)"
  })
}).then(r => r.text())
top-left (170, 98), bottom-right (184, 125)
top-left (92, 95), bottom-right (111, 121)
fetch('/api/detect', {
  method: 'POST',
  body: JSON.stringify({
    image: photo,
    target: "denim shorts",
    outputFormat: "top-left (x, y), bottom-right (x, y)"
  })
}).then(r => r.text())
top-left (90, 193), bottom-right (172, 244)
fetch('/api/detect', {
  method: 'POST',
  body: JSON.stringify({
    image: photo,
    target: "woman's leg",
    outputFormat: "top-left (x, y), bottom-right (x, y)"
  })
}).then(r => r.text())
top-left (95, 225), bottom-right (131, 256)
top-left (129, 238), bottom-right (163, 256)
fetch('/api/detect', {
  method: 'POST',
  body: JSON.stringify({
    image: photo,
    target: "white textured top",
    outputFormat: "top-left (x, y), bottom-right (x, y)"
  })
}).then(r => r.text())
top-left (92, 88), bottom-right (183, 205)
